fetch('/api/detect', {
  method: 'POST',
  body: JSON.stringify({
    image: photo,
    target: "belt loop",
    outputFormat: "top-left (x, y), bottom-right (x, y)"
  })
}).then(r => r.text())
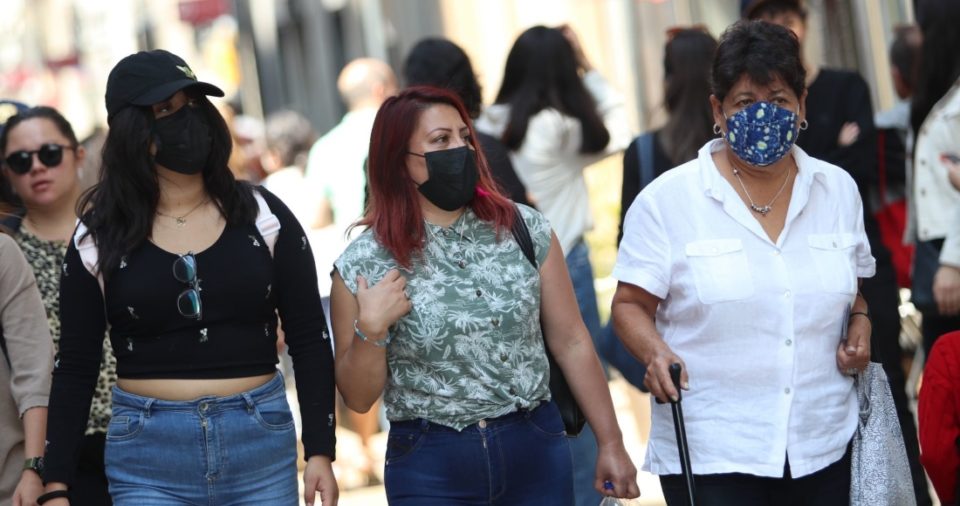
top-left (144, 398), bottom-right (155, 418)
top-left (241, 391), bottom-right (255, 413)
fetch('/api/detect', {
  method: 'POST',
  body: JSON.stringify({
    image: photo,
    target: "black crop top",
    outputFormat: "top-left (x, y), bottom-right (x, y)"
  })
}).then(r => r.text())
top-left (44, 187), bottom-right (336, 485)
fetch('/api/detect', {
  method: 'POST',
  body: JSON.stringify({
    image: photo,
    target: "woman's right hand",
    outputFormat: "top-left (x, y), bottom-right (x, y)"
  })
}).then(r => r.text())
top-left (643, 342), bottom-right (689, 403)
top-left (355, 269), bottom-right (412, 335)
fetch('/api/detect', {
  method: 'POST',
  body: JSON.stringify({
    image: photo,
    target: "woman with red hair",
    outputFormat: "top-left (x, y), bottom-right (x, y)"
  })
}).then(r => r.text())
top-left (330, 86), bottom-right (638, 505)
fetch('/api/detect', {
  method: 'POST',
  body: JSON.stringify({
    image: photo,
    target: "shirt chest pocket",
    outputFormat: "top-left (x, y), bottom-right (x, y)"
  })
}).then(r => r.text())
top-left (684, 239), bottom-right (754, 304)
top-left (807, 233), bottom-right (857, 294)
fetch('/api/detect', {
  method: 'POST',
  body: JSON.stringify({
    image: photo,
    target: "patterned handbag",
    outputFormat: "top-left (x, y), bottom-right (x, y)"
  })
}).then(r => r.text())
top-left (849, 362), bottom-right (916, 505)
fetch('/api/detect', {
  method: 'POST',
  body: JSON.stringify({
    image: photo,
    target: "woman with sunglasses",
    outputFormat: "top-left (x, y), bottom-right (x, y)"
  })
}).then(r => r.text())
top-left (0, 105), bottom-right (118, 505)
top-left (38, 50), bottom-right (337, 506)
top-left (331, 86), bottom-right (639, 505)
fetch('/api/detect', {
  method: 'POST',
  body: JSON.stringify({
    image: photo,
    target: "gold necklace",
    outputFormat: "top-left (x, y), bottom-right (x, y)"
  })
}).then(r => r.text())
top-left (156, 198), bottom-right (209, 227)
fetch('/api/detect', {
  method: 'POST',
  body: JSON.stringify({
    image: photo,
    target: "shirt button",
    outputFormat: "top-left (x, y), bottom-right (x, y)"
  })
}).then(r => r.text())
top-left (441, 229), bottom-right (448, 236)
top-left (772, 250), bottom-right (781, 256)
top-left (509, 387), bottom-right (517, 395)
top-left (784, 290), bottom-right (791, 298)
top-left (476, 289), bottom-right (482, 297)
top-left (478, 419), bottom-right (487, 428)
top-left (784, 387), bottom-right (791, 394)
top-left (920, 158), bottom-right (927, 165)
top-left (500, 353), bottom-right (508, 362)
top-left (785, 339), bottom-right (792, 346)
top-left (492, 319), bottom-right (500, 327)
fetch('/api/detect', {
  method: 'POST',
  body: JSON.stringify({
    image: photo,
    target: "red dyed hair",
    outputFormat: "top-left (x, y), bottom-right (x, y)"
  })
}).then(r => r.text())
top-left (359, 86), bottom-right (517, 268)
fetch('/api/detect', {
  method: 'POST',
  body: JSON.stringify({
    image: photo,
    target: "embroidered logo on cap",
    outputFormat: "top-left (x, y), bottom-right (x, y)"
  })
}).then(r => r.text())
top-left (177, 65), bottom-right (197, 80)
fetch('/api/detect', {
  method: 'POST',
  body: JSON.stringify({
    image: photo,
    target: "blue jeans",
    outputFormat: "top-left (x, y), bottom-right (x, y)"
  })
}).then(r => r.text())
top-left (564, 240), bottom-right (603, 506)
top-left (105, 373), bottom-right (299, 506)
top-left (384, 401), bottom-right (574, 505)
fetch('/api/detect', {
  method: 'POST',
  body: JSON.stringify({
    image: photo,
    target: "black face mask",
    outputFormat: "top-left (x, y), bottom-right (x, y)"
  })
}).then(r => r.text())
top-left (410, 146), bottom-right (479, 211)
top-left (153, 105), bottom-right (211, 175)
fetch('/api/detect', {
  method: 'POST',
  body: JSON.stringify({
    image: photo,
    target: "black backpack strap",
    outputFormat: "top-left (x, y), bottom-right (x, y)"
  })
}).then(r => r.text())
top-left (0, 327), bottom-right (8, 369)
top-left (509, 206), bottom-right (536, 269)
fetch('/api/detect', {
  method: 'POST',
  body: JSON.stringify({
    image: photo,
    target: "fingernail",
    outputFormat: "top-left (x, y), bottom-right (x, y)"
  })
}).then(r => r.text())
top-left (682, 382), bottom-right (690, 390)
top-left (846, 346), bottom-right (856, 353)
top-left (671, 395), bottom-right (679, 402)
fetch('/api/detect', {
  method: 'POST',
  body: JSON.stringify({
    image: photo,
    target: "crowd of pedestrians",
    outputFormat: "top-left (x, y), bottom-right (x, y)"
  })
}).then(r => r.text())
top-left (1, 0), bottom-right (958, 505)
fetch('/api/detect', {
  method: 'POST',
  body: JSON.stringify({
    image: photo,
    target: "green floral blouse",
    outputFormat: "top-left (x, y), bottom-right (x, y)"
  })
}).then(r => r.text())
top-left (335, 205), bottom-right (554, 430)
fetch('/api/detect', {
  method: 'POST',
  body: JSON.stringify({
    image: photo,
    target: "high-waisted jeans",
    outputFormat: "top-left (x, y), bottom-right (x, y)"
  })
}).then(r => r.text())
top-left (384, 400), bottom-right (574, 505)
top-left (105, 372), bottom-right (299, 506)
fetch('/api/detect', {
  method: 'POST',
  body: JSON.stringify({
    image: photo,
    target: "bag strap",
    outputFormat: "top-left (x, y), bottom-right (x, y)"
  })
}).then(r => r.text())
top-left (0, 327), bottom-right (9, 369)
top-left (74, 188), bottom-right (282, 299)
top-left (253, 189), bottom-right (280, 257)
top-left (510, 206), bottom-right (537, 269)
top-left (638, 132), bottom-right (656, 190)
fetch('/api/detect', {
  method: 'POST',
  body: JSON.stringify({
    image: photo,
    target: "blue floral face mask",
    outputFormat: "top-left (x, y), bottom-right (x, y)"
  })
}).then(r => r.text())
top-left (724, 101), bottom-right (800, 167)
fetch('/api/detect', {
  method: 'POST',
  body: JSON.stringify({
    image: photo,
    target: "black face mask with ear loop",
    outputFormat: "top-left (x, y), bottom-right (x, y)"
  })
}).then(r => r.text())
top-left (153, 105), bottom-right (212, 175)
top-left (409, 146), bottom-right (479, 211)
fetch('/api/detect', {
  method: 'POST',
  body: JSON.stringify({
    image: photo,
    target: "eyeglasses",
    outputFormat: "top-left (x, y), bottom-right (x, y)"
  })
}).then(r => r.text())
top-left (173, 253), bottom-right (202, 320)
top-left (3, 143), bottom-right (73, 175)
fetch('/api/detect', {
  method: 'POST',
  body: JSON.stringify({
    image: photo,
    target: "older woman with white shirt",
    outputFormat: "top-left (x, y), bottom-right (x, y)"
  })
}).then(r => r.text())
top-left (612, 21), bottom-right (873, 505)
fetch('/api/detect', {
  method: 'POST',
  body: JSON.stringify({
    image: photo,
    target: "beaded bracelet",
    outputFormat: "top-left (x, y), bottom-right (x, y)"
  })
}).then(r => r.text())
top-left (849, 311), bottom-right (871, 324)
top-left (354, 320), bottom-right (391, 348)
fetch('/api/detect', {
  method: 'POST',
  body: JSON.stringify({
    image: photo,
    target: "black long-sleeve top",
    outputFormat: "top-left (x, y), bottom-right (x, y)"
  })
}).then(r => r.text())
top-left (44, 187), bottom-right (336, 485)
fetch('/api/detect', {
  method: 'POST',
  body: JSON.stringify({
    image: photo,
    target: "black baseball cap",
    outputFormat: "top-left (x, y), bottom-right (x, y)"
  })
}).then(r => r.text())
top-left (105, 49), bottom-right (224, 123)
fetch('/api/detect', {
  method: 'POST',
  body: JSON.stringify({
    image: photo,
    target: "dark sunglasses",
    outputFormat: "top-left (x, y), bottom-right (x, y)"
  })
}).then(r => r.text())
top-left (173, 253), bottom-right (202, 320)
top-left (4, 143), bottom-right (73, 175)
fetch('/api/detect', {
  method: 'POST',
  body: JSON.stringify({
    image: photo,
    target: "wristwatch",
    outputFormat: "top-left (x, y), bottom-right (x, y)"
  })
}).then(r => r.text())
top-left (23, 456), bottom-right (44, 476)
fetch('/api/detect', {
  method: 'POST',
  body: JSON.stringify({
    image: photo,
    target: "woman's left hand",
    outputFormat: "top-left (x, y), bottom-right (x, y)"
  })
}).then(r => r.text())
top-left (837, 312), bottom-right (871, 375)
top-left (594, 441), bottom-right (641, 499)
top-left (303, 455), bottom-right (339, 506)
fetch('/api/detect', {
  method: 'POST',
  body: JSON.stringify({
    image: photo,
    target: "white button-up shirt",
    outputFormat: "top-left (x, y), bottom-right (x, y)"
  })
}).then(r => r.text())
top-left (614, 140), bottom-right (876, 478)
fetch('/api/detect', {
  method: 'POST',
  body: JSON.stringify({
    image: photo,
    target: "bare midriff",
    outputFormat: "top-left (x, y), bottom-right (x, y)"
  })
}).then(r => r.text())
top-left (117, 373), bottom-right (276, 400)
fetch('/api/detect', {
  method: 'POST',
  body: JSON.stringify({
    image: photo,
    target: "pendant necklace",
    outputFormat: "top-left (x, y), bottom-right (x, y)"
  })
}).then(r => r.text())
top-left (731, 166), bottom-right (791, 216)
top-left (156, 197), bottom-right (209, 228)
top-left (427, 213), bottom-right (468, 269)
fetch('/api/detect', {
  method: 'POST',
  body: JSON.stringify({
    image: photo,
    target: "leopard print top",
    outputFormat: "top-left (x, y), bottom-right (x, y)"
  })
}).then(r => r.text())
top-left (16, 229), bottom-right (116, 435)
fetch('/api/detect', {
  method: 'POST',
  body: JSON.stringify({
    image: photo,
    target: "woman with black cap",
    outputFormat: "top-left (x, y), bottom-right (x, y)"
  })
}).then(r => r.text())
top-left (38, 50), bottom-right (338, 506)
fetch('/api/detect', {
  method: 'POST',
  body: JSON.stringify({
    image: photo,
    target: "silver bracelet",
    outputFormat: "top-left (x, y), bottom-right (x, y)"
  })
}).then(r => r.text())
top-left (353, 319), bottom-right (391, 347)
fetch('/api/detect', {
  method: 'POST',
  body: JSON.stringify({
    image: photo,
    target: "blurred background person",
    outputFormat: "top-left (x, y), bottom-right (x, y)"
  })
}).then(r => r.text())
top-left (262, 109), bottom-right (319, 228)
top-left (0, 105), bottom-right (117, 505)
top-left (402, 37), bottom-right (532, 208)
top-left (306, 58), bottom-right (398, 237)
top-left (614, 20), bottom-right (874, 505)
top-left (745, 2), bottom-right (927, 503)
top-left (477, 25), bottom-right (632, 505)
top-left (600, 27), bottom-right (718, 390)
top-left (918, 330), bottom-right (960, 505)
top-left (0, 218), bottom-right (54, 506)
top-left (909, 0), bottom-right (960, 357)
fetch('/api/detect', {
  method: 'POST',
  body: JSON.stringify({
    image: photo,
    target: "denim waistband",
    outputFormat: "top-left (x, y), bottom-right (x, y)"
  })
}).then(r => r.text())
top-left (391, 400), bottom-right (549, 433)
top-left (110, 372), bottom-right (285, 415)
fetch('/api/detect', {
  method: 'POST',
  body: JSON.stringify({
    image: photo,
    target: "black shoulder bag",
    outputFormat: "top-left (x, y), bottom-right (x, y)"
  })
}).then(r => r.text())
top-left (510, 207), bottom-right (587, 436)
